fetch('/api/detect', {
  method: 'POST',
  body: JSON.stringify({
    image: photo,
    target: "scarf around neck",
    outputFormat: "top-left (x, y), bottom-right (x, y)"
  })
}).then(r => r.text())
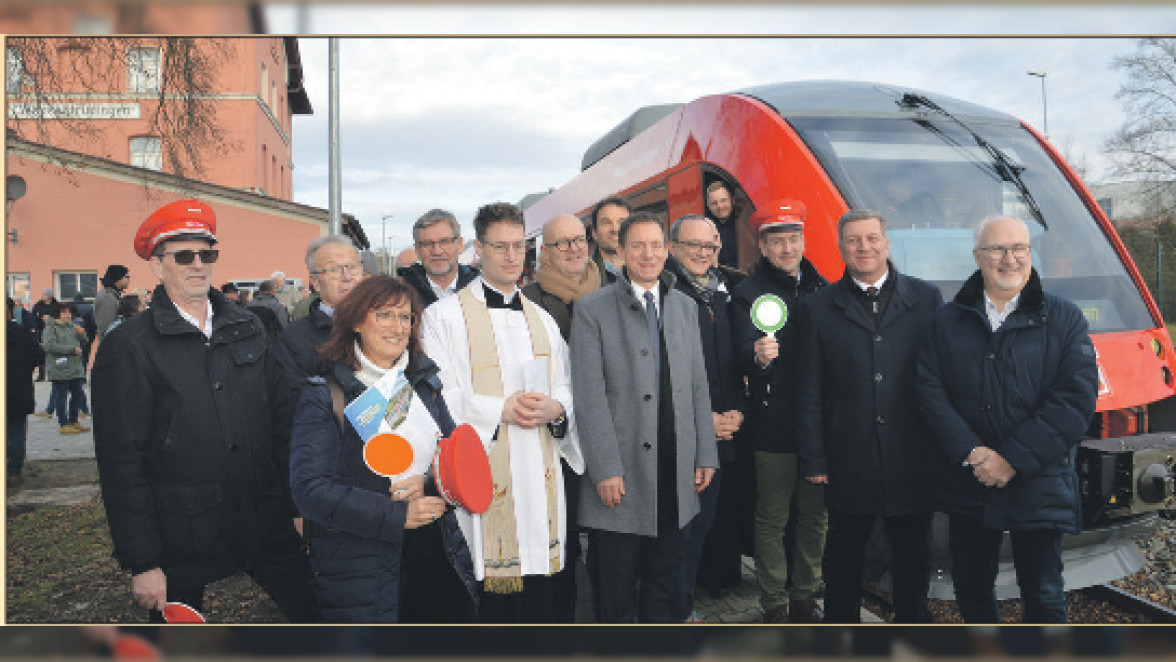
top-left (535, 251), bottom-right (601, 303)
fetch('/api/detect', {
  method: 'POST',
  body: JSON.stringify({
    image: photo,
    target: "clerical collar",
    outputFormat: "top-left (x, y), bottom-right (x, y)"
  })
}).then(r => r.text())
top-left (483, 282), bottom-right (523, 311)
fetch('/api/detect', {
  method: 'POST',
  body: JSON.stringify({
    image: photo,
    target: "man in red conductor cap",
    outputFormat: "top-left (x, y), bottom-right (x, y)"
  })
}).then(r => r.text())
top-left (92, 200), bottom-right (319, 623)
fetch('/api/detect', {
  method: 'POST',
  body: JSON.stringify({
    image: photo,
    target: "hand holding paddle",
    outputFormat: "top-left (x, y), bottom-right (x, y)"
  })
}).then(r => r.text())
top-left (753, 335), bottom-right (779, 367)
top-left (405, 496), bottom-right (448, 529)
top-left (390, 474), bottom-right (426, 501)
top-left (131, 567), bottom-right (167, 612)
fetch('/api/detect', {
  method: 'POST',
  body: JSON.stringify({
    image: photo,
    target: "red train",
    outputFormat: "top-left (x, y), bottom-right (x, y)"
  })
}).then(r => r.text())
top-left (524, 80), bottom-right (1176, 595)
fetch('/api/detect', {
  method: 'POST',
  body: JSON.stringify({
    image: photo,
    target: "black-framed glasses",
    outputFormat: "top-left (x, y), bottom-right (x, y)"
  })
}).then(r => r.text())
top-left (160, 249), bottom-right (219, 265)
top-left (416, 236), bottom-right (461, 251)
top-left (674, 239), bottom-right (720, 254)
top-left (978, 244), bottom-right (1031, 261)
top-left (544, 236), bottom-right (587, 252)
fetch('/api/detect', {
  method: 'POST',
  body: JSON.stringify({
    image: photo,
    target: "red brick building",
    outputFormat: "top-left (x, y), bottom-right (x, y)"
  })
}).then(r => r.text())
top-left (4, 34), bottom-right (363, 304)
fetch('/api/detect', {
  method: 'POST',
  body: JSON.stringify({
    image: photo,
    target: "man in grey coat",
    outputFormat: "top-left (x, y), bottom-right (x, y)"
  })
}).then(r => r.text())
top-left (571, 211), bottom-right (719, 623)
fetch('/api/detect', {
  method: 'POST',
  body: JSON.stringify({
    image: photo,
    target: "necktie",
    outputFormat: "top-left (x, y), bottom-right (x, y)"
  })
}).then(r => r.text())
top-left (866, 286), bottom-right (879, 314)
top-left (866, 286), bottom-right (879, 297)
top-left (484, 284), bottom-right (524, 311)
top-left (644, 290), bottom-right (660, 384)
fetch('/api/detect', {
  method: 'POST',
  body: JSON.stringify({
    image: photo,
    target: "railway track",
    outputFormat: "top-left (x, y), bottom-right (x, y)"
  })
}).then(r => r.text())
top-left (862, 581), bottom-right (1176, 623)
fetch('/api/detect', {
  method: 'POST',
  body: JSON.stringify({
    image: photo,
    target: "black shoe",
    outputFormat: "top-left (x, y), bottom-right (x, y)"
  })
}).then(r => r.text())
top-left (789, 598), bottom-right (824, 624)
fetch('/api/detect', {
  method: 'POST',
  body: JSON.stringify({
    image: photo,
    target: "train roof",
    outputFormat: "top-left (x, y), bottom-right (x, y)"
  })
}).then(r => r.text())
top-left (736, 79), bottom-right (1015, 123)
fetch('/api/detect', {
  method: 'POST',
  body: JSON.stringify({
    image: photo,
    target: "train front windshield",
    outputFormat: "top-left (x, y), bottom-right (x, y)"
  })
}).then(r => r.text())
top-left (789, 116), bottom-right (1155, 333)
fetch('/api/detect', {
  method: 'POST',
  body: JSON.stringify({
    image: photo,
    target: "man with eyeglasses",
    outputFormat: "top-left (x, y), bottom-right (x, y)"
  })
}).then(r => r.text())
top-left (422, 202), bottom-right (583, 622)
top-left (794, 208), bottom-right (942, 623)
top-left (92, 199), bottom-right (318, 623)
top-left (571, 211), bottom-right (719, 623)
top-left (729, 200), bottom-right (829, 623)
top-left (915, 216), bottom-right (1097, 623)
top-left (398, 209), bottom-right (480, 308)
top-left (274, 235), bottom-right (366, 385)
top-left (705, 181), bottom-right (741, 270)
top-left (662, 214), bottom-right (746, 623)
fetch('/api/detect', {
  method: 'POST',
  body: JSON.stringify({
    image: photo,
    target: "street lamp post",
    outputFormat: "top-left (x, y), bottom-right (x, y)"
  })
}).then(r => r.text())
top-left (1027, 70), bottom-right (1048, 139)
top-left (382, 214), bottom-right (394, 274)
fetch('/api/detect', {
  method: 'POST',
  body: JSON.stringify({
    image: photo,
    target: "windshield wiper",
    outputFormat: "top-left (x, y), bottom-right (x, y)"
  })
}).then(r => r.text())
top-left (898, 93), bottom-right (1048, 230)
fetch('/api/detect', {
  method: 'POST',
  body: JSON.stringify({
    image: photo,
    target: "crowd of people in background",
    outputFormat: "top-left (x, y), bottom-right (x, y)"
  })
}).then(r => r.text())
top-left (6, 191), bottom-right (1099, 629)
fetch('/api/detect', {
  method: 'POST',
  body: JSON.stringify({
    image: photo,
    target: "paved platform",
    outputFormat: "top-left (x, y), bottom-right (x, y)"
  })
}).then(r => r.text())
top-left (24, 379), bottom-right (96, 461)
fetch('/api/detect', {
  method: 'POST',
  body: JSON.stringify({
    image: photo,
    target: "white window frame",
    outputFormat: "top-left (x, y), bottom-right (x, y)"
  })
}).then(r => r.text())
top-left (127, 46), bottom-right (161, 93)
top-left (130, 135), bottom-right (162, 170)
top-left (56, 271), bottom-right (98, 302)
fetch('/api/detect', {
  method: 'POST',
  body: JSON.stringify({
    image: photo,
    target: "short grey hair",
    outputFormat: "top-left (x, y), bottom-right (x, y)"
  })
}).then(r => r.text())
top-left (412, 209), bottom-right (462, 243)
top-left (973, 215), bottom-right (1030, 249)
top-left (669, 214), bottom-right (711, 242)
top-left (270, 270), bottom-right (286, 281)
top-left (836, 209), bottom-right (888, 240)
top-left (305, 235), bottom-right (358, 274)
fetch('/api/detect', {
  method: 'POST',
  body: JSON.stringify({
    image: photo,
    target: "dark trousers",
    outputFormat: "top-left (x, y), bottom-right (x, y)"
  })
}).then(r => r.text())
top-left (591, 523), bottom-right (684, 623)
top-left (148, 539), bottom-right (319, 623)
top-left (948, 514), bottom-right (1067, 623)
top-left (824, 509), bottom-right (932, 623)
top-left (50, 378), bottom-right (86, 426)
top-left (7, 416), bottom-right (27, 476)
top-left (679, 467), bottom-right (721, 619)
top-left (479, 567), bottom-right (570, 623)
top-left (555, 462), bottom-right (581, 622)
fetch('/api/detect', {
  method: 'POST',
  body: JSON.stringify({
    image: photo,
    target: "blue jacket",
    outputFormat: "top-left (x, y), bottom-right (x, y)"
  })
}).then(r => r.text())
top-left (290, 355), bottom-right (478, 622)
top-left (915, 269), bottom-right (1099, 533)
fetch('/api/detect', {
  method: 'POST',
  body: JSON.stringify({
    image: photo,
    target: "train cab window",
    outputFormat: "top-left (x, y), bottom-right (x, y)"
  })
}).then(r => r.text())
top-left (789, 116), bottom-right (1155, 332)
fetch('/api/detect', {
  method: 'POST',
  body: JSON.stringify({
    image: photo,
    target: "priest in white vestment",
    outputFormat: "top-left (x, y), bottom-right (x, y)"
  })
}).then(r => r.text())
top-left (420, 202), bottom-right (583, 623)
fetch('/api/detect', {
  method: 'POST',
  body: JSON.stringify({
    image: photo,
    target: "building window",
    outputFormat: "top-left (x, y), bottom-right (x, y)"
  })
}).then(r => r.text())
top-left (127, 46), bottom-right (161, 93)
top-left (6, 46), bottom-right (23, 93)
top-left (56, 271), bottom-right (98, 301)
top-left (7, 273), bottom-right (30, 306)
top-left (260, 61), bottom-right (269, 109)
top-left (130, 136), bottom-right (162, 170)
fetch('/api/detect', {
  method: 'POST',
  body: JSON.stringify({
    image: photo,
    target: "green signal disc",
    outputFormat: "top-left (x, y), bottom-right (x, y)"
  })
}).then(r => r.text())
top-left (751, 293), bottom-right (788, 333)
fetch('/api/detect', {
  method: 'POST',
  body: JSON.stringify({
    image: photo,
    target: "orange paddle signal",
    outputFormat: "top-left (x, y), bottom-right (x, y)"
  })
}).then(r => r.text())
top-left (364, 433), bottom-right (414, 477)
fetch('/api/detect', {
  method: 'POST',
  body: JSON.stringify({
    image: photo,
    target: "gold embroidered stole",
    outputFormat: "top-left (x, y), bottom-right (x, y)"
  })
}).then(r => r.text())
top-left (457, 286), bottom-right (561, 594)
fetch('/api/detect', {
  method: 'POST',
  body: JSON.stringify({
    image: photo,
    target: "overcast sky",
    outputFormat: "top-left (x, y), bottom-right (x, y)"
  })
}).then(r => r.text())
top-left (263, 4), bottom-right (1176, 254)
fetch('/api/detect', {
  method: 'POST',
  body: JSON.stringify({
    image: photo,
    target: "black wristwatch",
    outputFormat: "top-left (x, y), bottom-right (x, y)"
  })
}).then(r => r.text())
top-left (548, 410), bottom-right (568, 438)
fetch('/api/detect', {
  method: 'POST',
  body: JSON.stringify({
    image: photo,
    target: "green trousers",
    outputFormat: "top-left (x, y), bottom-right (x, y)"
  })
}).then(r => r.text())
top-left (753, 451), bottom-right (828, 611)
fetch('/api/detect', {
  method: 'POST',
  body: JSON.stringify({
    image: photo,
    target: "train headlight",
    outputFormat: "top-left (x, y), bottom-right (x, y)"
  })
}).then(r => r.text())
top-left (1138, 463), bottom-right (1175, 504)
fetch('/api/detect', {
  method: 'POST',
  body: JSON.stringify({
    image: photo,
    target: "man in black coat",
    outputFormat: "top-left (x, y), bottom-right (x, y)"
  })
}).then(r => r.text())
top-left (666, 214), bottom-right (746, 622)
top-left (397, 208), bottom-right (479, 308)
top-left (92, 199), bottom-right (317, 623)
top-left (795, 209), bottom-right (943, 623)
top-left (273, 235), bottom-right (365, 385)
top-left (916, 216), bottom-right (1098, 623)
top-left (7, 297), bottom-right (45, 483)
top-left (730, 200), bottom-right (829, 623)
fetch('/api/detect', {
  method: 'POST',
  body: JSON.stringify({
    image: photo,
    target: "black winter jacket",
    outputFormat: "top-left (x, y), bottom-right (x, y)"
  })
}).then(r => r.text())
top-left (667, 256), bottom-right (746, 463)
top-left (397, 262), bottom-right (480, 308)
top-left (274, 298), bottom-right (333, 383)
top-left (91, 285), bottom-right (302, 588)
top-left (290, 357), bottom-right (478, 622)
top-left (730, 256), bottom-right (829, 454)
top-left (795, 264), bottom-right (943, 516)
top-left (7, 319), bottom-right (44, 417)
top-left (915, 269), bottom-right (1098, 533)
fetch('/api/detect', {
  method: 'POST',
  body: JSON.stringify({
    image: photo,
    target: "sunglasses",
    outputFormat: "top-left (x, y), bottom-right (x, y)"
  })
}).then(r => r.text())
top-left (160, 249), bottom-right (219, 265)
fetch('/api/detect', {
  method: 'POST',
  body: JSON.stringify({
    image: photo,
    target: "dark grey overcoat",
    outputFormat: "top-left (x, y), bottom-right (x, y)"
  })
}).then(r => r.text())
top-left (571, 271), bottom-right (720, 536)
